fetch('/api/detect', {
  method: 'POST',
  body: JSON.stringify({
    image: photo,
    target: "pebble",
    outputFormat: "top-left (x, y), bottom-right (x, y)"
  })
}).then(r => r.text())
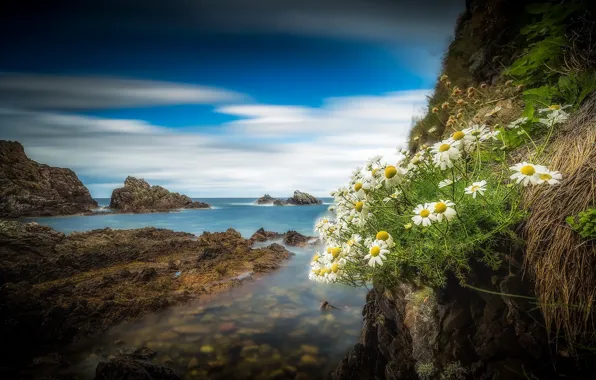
top-left (300, 344), bottom-right (319, 355)
top-left (299, 354), bottom-right (318, 366)
top-left (200, 345), bottom-right (215, 354)
top-left (187, 357), bottom-right (199, 369)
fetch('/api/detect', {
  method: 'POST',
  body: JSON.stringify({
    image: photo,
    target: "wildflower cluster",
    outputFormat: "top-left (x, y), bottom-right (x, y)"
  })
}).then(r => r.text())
top-left (309, 76), bottom-right (568, 287)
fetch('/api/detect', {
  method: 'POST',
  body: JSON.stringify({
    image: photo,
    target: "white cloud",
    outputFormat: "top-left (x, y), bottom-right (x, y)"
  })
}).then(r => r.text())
top-left (0, 89), bottom-right (430, 198)
top-left (0, 73), bottom-right (247, 110)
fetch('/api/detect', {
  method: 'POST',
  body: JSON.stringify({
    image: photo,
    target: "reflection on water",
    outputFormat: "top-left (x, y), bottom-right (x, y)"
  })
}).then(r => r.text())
top-left (61, 244), bottom-right (367, 380)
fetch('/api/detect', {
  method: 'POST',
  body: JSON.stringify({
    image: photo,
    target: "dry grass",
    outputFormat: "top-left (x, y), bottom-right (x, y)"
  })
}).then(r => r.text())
top-left (523, 94), bottom-right (596, 350)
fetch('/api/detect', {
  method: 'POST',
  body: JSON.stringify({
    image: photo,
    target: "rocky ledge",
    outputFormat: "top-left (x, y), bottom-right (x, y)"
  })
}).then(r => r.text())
top-left (0, 140), bottom-right (98, 218)
top-left (254, 190), bottom-right (322, 206)
top-left (0, 221), bottom-right (293, 377)
top-left (109, 176), bottom-right (210, 212)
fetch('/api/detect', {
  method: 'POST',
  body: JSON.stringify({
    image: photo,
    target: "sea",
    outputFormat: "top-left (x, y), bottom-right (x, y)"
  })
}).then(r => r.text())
top-left (25, 198), bottom-right (368, 380)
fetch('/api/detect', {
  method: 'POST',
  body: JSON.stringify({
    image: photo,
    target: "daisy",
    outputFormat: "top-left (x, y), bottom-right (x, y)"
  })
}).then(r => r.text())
top-left (383, 189), bottom-right (402, 203)
top-left (536, 168), bottom-right (562, 185)
top-left (438, 178), bottom-right (453, 188)
top-left (375, 230), bottom-right (395, 248)
top-left (431, 140), bottom-right (462, 170)
top-left (412, 203), bottom-right (435, 227)
top-left (464, 180), bottom-right (487, 198)
top-left (432, 200), bottom-right (457, 222)
top-left (510, 162), bottom-right (546, 186)
top-left (364, 240), bottom-right (389, 267)
top-left (507, 117), bottom-right (529, 129)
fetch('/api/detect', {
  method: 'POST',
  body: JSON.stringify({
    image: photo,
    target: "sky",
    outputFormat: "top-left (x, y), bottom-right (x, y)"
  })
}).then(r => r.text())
top-left (0, 0), bottom-right (465, 198)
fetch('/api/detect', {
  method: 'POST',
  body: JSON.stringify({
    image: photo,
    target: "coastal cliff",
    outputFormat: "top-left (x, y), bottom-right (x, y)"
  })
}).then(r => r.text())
top-left (109, 176), bottom-right (210, 212)
top-left (0, 140), bottom-right (98, 217)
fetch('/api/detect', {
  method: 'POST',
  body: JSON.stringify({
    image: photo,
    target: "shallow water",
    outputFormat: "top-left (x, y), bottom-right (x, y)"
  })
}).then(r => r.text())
top-left (27, 198), bottom-right (367, 379)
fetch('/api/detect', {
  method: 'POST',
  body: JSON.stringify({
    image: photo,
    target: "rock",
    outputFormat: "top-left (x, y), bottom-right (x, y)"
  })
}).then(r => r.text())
top-left (253, 191), bottom-right (321, 206)
top-left (187, 357), bottom-right (199, 369)
top-left (249, 228), bottom-right (283, 243)
top-left (95, 356), bottom-right (180, 380)
top-left (283, 230), bottom-right (310, 247)
top-left (285, 190), bottom-right (322, 205)
top-left (254, 194), bottom-right (277, 204)
top-left (0, 140), bottom-right (98, 217)
top-left (249, 228), bottom-right (317, 247)
top-left (109, 176), bottom-right (210, 212)
top-left (136, 268), bottom-right (158, 282)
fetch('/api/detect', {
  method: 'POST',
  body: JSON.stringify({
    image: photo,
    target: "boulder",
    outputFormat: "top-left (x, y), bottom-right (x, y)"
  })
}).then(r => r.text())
top-left (285, 190), bottom-right (322, 205)
top-left (109, 176), bottom-right (210, 212)
top-left (254, 194), bottom-right (277, 205)
top-left (0, 140), bottom-right (98, 217)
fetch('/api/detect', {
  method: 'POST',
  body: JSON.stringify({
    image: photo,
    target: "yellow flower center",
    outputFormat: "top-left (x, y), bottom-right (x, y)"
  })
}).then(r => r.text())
top-left (354, 182), bottom-right (363, 192)
top-left (376, 231), bottom-right (389, 241)
top-left (471, 185), bottom-right (480, 192)
top-left (331, 247), bottom-right (341, 258)
top-left (419, 209), bottom-right (430, 218)
top-left (312, 254), bottom-right (320, 262)
top-left (404, 223), bottom-right (412, 230)
top-left (549, 104), bottom-right (561, 110)
top-left (434, 202), bottom-right (447, 214)
top-left (315, 269), bottom-right (322, 276)
top-left (452, 131), bottom-right (465, 141)
top-left (326, 247), bottom-right (332, 254)
top-left (355, 201), bottom-right (364, 212)
top-left (321, 268), bottom-right (330, 275)
top-left (439, 144), bottom-right (450, 152)
top-left (331, 263), bottom-right (339, 273)
top-left (384, 166), bottom-right (397, 179)
top-left (520, 165), bottom-right (535, 176)
top-left (372, 168), bottom-right (378, 176)
top-left (369, 246), bottom-right (381, 257)
top-left (539, 173), bottom-right (552, 180)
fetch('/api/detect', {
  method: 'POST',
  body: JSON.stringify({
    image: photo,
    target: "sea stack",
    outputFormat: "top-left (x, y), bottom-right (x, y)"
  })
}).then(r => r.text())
top-left (253, 191), bottom-right (322, 206)
top-left (0, 140), bottom-right (98, 218)
top-left (109, 176), bottom-right (210, 213)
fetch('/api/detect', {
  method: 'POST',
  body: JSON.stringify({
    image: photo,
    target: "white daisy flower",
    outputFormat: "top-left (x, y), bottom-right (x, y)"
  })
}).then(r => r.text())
top-left (431, 200), bottom-right (457, 222)
top-left (509, 162), bottom-right (546, 186)
top-left (364, 240), bottom-right (389, 267)
top-left (412, 203), bottom-right (435, 227)
top-left (431, 140), bottom-right (462, 170)
top-left (383, 189), bottom-right (402, 202)
top-left (438, 178), bottom-right (453, 188)
top-left (539, 111), bottom-right (569, 125)
top-left (536, 168), bottom-right (562, 185)
top-left (507, 117), bottom-right (529, 129)
top-left (464, 180), bottom-right (487, 198)
top-left (375, 230), bottom-right (395, 248)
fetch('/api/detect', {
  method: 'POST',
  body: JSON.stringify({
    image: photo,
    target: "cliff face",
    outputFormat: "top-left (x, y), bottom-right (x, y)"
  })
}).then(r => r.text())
top-left (0, 140), bottom-right (98, 218)
top-left (109, 176), bottom-right (210, 212)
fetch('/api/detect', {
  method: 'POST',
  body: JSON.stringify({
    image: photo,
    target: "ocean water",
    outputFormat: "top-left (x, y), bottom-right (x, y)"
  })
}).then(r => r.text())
top-left (26, 198), bottom-right (367, 380)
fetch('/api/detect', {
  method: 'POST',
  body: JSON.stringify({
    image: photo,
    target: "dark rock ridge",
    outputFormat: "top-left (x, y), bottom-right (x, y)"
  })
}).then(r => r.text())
top-left (0, 140), bottom-right (98, 218)
top-left (109, 176), bottom-right (210, 212)
top-left (254, 190), bottom-right (322, 206)
top-left (95, 348), bottom-right (180, 380)
top-left (0, 221), bottom-right (293, 378)
top-left (249, 228), bottom-right (320, 247)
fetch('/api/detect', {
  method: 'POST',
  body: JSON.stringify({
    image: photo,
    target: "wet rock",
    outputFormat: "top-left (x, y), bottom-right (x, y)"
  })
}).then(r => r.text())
top-left (285, 190), bottom-right (322, 205)
top-left (283, 230), bottom-right (310, 247)
top-left (109, 176), bottom-right (210, 212)
top-left (249, 228), bottom-right (283, 242)
top-left (299, 354), bottom-right (318, 366)
top-left (254, 194), bottom-right (277, 205)
top-left (95, 356), bottom-right (180, 380)
top-left (187, 357), bottom-right (199, 369)
top-left (200, 345), bottom-right (215, 354)
top-left (0, 140), bottom-right (98, 218)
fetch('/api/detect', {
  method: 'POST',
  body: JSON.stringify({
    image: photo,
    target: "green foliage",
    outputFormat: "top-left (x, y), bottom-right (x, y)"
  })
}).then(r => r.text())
top-left (416, 362), bottom-right (436, 380)
top-left (441, 361), bottom-right (468, 380)
top-left (567, 208), bottom-right (596, 239)
top-left (522, 71), bottom-right (596, 113)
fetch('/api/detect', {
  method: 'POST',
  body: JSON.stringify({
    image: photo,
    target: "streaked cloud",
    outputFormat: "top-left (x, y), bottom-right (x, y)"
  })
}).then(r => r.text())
top-left (0, 73), bottom-right (247, 110)
top-left (0, 89), bottom-right (429, 197)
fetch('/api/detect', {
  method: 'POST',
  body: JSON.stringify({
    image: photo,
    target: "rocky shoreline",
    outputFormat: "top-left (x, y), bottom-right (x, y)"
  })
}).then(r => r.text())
top-left (0, 220), bottom-right (317, 378)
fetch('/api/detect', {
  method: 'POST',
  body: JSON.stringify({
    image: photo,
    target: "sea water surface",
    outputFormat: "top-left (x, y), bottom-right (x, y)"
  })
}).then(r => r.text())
top-left (27, 198), bottom-right (368, 380)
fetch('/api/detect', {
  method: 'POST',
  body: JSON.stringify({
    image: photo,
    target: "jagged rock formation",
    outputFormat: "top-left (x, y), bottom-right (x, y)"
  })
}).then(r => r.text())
top-left (249, 228), bottom-right (320, 247)
top-left (109, 176), bottom-right (210, 212)
top-left (0, 140), bottom-right (98, 218)
top-left (95, 348), bottom-right (180, 380)
top-left (254, 194), bottom-right (277, 205)
top-left (0, 220), bottom-right (293, 377)
top-left (254, 191), bottom-right (322, 206)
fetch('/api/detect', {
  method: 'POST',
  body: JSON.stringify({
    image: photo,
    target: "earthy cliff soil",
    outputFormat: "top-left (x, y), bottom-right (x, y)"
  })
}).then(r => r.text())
top-left (254, 191), bottom-right (322, 206)
top-left (0, 140), bottom-right (98, 218)
top-left (109, 176), bottom-right (210, 212)
top-left (0, 221), bottom-right (296, 378)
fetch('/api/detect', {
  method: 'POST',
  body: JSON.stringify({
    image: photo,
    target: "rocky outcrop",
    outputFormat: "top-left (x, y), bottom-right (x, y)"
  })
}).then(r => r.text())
top-left (109, 176), bottom-right (210, 212)
top-left (330, 258), bottom-right (594, 380)
top-left (249, 228), bottom-right (319, 247)
top-left (0, 140), bottom-right (98, 218)
top-left (254, 194), bottom-right (277, 205)
top-left (253, 191), bottom-right (322, 206)
top-left (285, 190), bottom-right (322, 205)
top-left (95, 348), bottom-right (180, 380)
top-left (0, 221), bottom-right (293, 378)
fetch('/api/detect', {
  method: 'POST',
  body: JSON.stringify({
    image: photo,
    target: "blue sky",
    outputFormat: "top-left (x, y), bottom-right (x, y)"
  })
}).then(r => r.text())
top-left (0, 0), bottom-right (464, 197)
